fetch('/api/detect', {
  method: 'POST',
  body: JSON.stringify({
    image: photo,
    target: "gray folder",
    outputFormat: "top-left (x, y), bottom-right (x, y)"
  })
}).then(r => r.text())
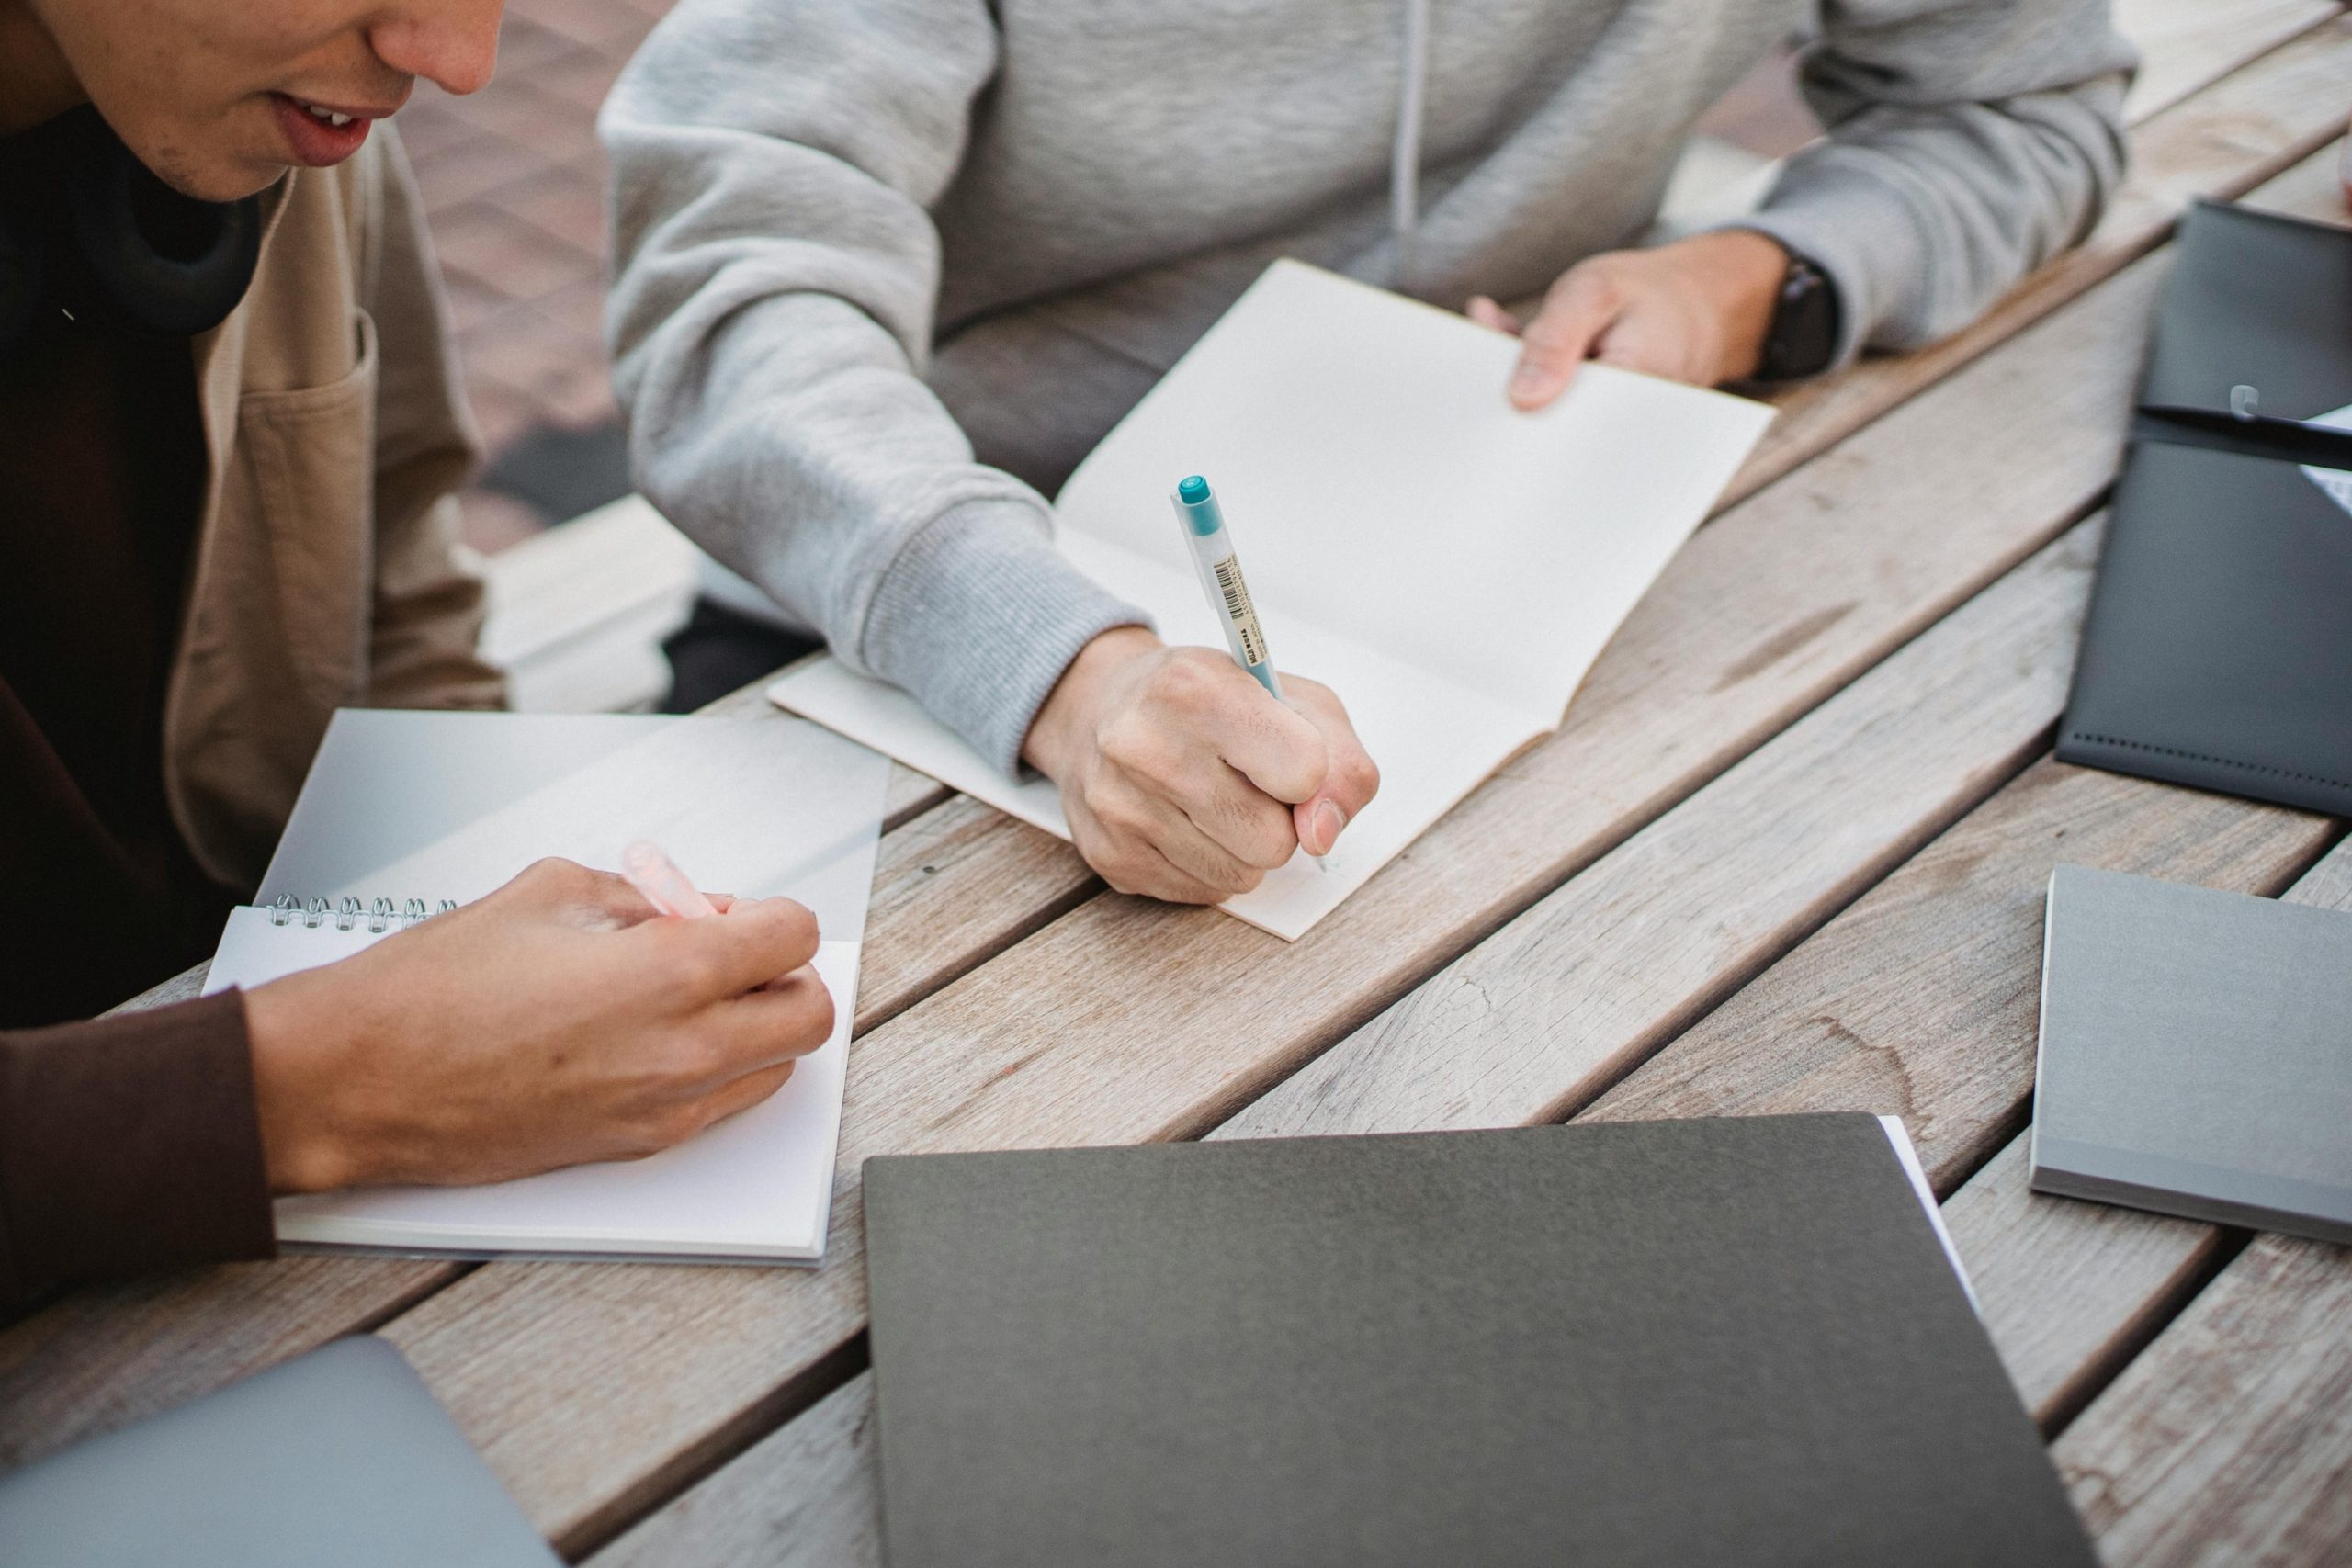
top-left (2055, 200), bottom-right (2352, 815)
top-left (0, 1337), bottom-right (557, 1568)
top-left (864, 1115), bottom-right (2093, 1568)
top-left (2031, 864), bottom-right (2352, 1244)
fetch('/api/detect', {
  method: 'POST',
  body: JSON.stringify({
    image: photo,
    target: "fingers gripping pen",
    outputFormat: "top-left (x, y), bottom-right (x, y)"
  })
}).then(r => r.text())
top-left (1172, 475), bottom-right (1329, 869)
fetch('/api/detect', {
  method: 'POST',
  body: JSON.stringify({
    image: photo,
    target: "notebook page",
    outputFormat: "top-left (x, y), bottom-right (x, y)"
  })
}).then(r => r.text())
top-left (209, 923), bottom-right (858, 1259)
top-left (1053, 260), bottom-right (1776, 722)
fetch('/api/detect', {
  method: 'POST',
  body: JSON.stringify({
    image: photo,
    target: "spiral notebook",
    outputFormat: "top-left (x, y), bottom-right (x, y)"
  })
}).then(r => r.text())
top-left (200, 709), bottom-right (891, 1263)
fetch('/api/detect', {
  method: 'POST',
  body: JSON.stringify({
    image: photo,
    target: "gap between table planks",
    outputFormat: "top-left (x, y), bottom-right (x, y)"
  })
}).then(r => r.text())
top-left (2056, 1233), bottom-right (2352, 1562)
top-left (2, 6), bottom-right (2344, 1540)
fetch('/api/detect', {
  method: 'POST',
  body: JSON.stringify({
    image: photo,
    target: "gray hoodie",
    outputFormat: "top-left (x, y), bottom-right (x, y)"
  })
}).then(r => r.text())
top-left (602, 0), bottom-right (2132, 774)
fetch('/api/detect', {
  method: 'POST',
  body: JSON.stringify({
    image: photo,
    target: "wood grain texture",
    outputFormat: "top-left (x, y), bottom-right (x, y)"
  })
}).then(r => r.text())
top-left (2059, 1233), bottom-right (2352, 1565)
top-left (1222, 520), bottom-right (2098, 1140)
top-left (1726, 13), bottom-right (2352, 507)
top-left (858, 799), bottom-right (1093, 1032)
top-left (1580, 760), bottom-right (2330, 1179)
top-left (1944, 1137), bottom-right (2232, 1431)
top-left (0, 1256), bottom-right (458, 1466)
top-left (381, 211), bottom-right (2193, 1549)
top-left (2117, 0), bottom-right (2341, 121)
top-left (594, 1374), bottom-right (884, 1568)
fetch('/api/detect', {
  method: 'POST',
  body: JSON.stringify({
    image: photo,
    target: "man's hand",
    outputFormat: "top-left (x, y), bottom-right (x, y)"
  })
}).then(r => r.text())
top-left (1467, 229), bottom-right (1790, 409)
top-left (243, 858), bottom-right (834, 1193)
top-left (1023, 626), bottom-right (1382, 903)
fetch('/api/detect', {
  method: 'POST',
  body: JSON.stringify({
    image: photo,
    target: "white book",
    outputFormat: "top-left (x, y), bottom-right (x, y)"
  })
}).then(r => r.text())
top-left (201, 710), bottom-right (891, 1264)
top-left (769, 260), bottom-right (1774, 939)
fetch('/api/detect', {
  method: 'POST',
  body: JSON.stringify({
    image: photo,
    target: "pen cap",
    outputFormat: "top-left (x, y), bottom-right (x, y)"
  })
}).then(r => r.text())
top-left (1175, 474), bottom-right (1225, 536)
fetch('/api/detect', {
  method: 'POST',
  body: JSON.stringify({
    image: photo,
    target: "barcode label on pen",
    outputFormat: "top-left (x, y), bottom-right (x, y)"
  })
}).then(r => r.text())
top-left (1212, 555), bottom-right (1269, 667)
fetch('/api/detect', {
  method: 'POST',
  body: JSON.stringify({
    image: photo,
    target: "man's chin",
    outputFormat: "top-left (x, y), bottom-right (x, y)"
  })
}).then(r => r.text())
top-left (120, 122), bottom-right (293, 204)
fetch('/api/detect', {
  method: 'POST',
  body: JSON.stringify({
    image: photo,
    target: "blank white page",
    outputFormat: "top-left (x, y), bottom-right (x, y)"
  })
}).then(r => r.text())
top-left (1054, 261), bottom-right (1776, 723)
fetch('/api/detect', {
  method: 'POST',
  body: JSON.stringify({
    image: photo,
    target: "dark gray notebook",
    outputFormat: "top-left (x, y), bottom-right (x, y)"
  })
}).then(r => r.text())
top-left (2031, 864), bottom-right (2352, 1245)
top-left (864, 1115), bottom-right (2092, 1568)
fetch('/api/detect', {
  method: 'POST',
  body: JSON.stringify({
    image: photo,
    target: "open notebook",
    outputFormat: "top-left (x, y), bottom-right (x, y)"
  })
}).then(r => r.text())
top-left (201, 710), bottom-right (890, 1263)
top-left (769, 261), bottom-right (1774, 939)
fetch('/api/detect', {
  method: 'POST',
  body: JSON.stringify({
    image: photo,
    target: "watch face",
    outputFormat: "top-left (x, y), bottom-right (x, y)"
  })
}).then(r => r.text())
top-left (1766, 258), bottom-right (1839, 381)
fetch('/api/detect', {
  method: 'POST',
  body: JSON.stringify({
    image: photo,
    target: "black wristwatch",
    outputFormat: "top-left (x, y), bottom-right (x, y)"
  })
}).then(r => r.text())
top-left (1755, 248), bottom-right (1841, 383)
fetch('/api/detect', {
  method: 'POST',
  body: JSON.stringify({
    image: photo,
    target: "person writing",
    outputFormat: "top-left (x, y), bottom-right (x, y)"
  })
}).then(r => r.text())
top-left (0, 0), bottom-right (833, 1299)
top-left (600, 0), bottom-right (2131, 907)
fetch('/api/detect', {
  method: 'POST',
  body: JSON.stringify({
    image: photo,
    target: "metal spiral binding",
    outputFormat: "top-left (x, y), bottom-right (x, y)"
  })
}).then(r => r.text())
top-left (263, 894), bottom-right (456, 930)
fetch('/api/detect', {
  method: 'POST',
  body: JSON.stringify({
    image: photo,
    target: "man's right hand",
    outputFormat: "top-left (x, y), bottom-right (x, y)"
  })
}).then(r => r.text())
top-left (1022, 626), bottom-right (1382, 903)
top-left (242, 858), bottom-right (833, 1194)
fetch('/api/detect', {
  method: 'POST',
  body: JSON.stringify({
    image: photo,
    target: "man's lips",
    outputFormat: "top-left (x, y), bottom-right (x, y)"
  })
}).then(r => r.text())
top-left (267, 91), bottom-right (394, 167)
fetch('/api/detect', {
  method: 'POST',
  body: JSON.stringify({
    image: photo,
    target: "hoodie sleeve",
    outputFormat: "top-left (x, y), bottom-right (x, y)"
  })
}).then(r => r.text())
top-left (1738, 0), bottom-right (2136, 368)
top-left (599, 0), bottom-right (1148, 775)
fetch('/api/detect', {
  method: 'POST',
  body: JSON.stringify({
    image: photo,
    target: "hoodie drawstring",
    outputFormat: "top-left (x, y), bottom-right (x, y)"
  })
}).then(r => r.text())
top-left (1391, 0), bottom-right (1430, 287)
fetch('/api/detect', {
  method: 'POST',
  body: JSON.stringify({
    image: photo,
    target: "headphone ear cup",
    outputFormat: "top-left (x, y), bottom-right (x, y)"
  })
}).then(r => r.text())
top-left (62, 121), bottom-right (260, 338)
top-left (0, 209), bottom-right (41, 356)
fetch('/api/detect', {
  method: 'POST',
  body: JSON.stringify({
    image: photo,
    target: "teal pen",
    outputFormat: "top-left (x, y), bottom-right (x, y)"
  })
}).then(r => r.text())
top-left (1171, 474), bottom-right (1329, 869)
top-left (1172, 474), bottom-right (1283, 698)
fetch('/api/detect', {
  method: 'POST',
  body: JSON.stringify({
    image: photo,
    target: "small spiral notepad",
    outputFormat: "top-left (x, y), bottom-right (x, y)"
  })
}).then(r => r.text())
top-left (202, 709), bottom-right (890, 1264)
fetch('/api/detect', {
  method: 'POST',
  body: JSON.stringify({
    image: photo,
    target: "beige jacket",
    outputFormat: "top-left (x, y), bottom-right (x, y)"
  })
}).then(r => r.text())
top-left (174, 127), bottom-right (502, 890)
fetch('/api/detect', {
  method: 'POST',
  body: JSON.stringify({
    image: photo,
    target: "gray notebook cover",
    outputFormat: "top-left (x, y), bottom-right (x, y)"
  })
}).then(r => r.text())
top-left (864, 1116), bottom-right (2092, 1568)
top-left (0, 1337), bottom-right (557, 1568)
top-left (2031, 865), bottom-right (2352, 1244)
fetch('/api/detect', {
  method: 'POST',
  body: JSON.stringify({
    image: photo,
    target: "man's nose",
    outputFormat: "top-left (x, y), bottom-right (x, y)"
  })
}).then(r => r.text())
top-left (369, 0), bottom-right (503, 98)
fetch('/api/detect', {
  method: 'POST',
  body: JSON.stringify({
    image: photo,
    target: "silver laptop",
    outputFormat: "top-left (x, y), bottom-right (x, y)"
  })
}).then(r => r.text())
top-left (0, 1337), bottom-right (558, 1567)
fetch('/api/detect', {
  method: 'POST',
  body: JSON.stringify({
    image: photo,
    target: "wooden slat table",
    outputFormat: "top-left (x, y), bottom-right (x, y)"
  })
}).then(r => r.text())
top-left (7, 9), bottom-right (2349, 1563)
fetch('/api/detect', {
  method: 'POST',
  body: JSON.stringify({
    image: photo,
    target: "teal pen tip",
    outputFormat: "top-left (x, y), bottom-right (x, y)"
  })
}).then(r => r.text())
top-left (1177, 474), bottom-right (1211, 504)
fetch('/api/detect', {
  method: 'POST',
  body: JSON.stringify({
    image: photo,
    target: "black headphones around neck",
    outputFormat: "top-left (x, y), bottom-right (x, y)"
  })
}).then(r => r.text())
top-left (0, 108), bottom-right (262, 358)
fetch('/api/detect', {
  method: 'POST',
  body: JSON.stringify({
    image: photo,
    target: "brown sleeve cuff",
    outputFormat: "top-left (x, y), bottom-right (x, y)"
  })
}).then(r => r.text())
top-left (0, 990), bottom-right (276, 1300)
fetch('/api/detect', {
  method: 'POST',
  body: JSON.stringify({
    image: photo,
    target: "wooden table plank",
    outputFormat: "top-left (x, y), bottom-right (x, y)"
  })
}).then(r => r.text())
top-left (0, 1257), bottom-right (456, 1469)
top-left (2117, 0), bottom-right (2341, 121)
top-left (2059, 1234), bottom-right (2352, 1564)
top-left (1221, 519), bottom-right (2098, 1140)
top-left (1578, 761), bottom-right (2331, 1178)
top-left (1945, 1138), bottom-right (2234, 1432)
top-left (596, 1375), bottom-right (884, 1568)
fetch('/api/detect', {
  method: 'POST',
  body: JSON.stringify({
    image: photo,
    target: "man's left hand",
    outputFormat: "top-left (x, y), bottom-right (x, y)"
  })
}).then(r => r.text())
top-left (1467, 229), bottom-right (1790, 409)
